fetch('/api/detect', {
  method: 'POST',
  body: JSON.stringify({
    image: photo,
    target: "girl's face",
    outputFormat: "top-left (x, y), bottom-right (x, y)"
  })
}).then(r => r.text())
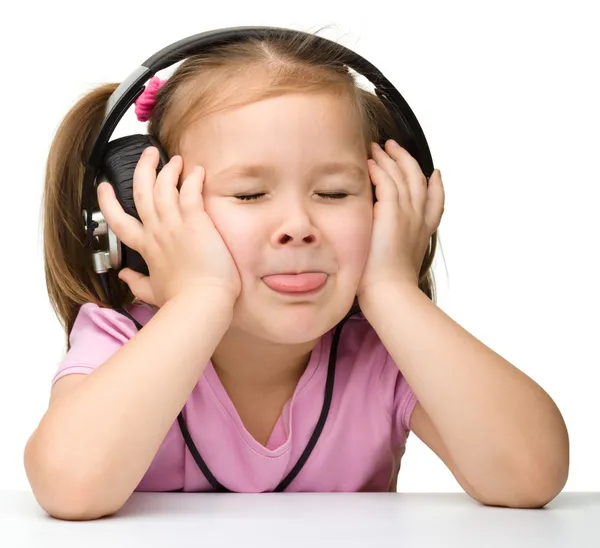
top-left (179, 91), bottom-right (374, 344)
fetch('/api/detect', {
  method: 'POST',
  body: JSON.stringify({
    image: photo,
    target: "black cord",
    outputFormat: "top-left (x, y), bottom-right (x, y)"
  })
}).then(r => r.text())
top-left (98, 272), bottom-right (114, 308)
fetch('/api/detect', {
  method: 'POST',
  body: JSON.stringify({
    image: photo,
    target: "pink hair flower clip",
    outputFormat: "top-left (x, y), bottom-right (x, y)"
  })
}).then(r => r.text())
top-left (134, 76), bottom-right (167, 122)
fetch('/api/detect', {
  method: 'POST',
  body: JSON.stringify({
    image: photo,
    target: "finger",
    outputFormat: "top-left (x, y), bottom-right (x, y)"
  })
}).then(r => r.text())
top-left (97, 182), bottom-right (144, 252)
top-left (371, 142), bottom-right (409, 206)
top-left (118, 268), bottom-right (157, 306)
top-left (179, 165), bottom-right (206, 223)
top-left (367, 159), bottom-right (399, 205)
top-left (132, 146), bottom-right (160, 227)
top-left (386, 139), bottom-right (427, 211)
top-left (154, 155), bottom-right (183, 225)
top-left (424, 169), bottom-right (445, 230)
top-left (383, 140), bottom-right (428, 212)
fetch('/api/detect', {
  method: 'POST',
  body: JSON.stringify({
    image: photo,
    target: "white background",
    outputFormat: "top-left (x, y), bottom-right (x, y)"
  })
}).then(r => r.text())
top-left (1, 0), bottom-right (597, 494)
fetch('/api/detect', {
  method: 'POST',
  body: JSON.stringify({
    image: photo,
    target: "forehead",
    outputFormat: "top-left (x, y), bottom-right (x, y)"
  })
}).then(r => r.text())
top-left (212, 159), bottom-right (367, 182)
top-left (179, 91), bottom-right (366, 158)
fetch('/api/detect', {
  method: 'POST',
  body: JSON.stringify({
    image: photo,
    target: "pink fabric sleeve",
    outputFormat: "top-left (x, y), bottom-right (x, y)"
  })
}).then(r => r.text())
top-left (51, 303), bottom-right (142, 387)
top-left (379, 350), bottom-right (419, 449)
top-left (392, 365), bottom-right (419, 444)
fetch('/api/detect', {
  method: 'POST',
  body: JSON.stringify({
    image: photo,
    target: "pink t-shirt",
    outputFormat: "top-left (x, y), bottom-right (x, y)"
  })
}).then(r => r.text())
top-left (51, 302), bottom-right (418, 493)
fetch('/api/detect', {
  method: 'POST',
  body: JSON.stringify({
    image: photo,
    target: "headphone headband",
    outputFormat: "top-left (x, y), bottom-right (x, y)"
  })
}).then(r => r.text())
top-left (82, 25), bottom-right (434, 244)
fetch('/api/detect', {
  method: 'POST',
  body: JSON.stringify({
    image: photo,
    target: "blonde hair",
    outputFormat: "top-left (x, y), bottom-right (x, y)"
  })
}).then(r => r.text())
top-left (42, 27), bottom-right (441, 350)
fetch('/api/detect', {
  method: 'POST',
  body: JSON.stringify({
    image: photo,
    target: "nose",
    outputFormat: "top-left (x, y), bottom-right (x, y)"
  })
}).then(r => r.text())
top-left (271, 201), bottom-right (319, 247)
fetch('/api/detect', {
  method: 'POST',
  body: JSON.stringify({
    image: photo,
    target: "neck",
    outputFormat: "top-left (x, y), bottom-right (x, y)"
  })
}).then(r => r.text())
top-left (210, 325), bottom-right (320, 390)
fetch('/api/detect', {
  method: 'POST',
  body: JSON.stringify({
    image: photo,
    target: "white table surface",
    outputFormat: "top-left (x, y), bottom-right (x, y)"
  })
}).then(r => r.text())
top-left (1, 491), bottom-right (598, 548)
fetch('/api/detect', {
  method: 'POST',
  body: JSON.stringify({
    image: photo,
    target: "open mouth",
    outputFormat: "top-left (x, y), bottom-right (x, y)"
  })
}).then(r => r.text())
top-left (261, 272), bottom-right (328, 296)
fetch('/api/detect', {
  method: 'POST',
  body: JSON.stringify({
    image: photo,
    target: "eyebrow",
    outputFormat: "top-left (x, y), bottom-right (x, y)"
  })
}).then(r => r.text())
top-left (213, 160), bottom-right (367, 182)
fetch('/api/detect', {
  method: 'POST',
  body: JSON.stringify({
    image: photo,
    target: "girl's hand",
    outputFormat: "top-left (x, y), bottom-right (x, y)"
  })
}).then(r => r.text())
top-left (97, 147), bottom-right (242, 308)
top-left (357, 140), bottom-right (445, 303)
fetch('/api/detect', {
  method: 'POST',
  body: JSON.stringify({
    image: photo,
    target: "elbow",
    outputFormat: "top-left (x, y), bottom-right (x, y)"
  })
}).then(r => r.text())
top-left (514, 431), bottom-right (571, 509)
top-left (34, 486), bottom-right (121, 522)
top-left (474, 454), bottom-right (570, 509)
top-left (476, 481), bottom-right (565, 510)
top-left (24, 436), bottom-right (124, 521)
top-left (38, 480), bottom-right (123, 522)
top-left (517, 459), bottom-right (569, 509)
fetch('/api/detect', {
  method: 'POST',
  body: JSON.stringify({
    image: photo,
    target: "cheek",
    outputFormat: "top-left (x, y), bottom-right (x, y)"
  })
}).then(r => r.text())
top-left (323, 198), bottom-right (373, 275)
top-left (203, 200), bottom-right (260, 270)
top-left (334, 216), bottom-right (373, 270)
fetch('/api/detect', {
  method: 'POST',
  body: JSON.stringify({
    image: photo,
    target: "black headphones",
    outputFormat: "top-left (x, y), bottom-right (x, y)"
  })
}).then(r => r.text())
top-left (80, 25), bottom-right (435, 493)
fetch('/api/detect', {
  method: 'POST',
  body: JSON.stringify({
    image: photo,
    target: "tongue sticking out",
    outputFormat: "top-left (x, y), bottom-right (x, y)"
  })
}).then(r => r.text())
top-left (262, 272), bottom-right (327, 293)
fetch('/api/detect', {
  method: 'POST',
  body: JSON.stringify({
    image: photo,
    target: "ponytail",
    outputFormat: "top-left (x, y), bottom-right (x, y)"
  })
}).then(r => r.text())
top-left (42, 82), bottom-right (133, 351)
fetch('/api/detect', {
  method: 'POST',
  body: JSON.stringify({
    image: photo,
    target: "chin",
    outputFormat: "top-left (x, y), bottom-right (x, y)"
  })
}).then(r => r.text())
top-left (237, 310), bottom-right (335, 345)
top-left (232, 298), bottom-right (353, 345)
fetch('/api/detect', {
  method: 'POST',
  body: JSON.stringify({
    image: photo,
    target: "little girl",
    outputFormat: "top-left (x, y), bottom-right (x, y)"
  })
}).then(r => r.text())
top-left (24, 28), bottom-right (569, 521)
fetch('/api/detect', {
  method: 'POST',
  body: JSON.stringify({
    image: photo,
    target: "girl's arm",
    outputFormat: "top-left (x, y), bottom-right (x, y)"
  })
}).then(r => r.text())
top-left (361, 280), bottom-right (569, 508)
top-left (24, 288), bottom-right (235, 521)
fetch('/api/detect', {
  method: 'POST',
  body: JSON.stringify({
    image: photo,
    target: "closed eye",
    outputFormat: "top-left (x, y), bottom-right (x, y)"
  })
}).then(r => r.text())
top-left (235, 193), bottom-right (348, 201)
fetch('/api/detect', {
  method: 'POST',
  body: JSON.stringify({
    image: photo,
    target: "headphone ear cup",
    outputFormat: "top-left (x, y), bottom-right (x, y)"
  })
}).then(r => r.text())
top-left (100, 134), bottom-right (169, 276)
